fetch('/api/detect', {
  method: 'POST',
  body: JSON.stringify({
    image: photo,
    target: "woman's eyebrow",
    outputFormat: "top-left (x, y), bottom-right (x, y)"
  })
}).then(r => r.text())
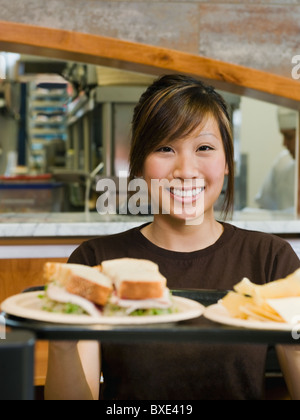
top-left (197, 132), bottom-right (221, 140)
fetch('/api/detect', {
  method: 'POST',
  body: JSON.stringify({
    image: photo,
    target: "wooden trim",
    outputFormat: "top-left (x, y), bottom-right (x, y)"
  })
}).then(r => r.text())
top-left (0, 21), bottom-right (299, 108)
top-left (0, 238), bottom-right (89, 246)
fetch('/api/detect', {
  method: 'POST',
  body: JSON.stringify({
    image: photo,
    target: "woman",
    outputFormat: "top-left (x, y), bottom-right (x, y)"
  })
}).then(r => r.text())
top-left (45, 75), bottom-right (300, 400)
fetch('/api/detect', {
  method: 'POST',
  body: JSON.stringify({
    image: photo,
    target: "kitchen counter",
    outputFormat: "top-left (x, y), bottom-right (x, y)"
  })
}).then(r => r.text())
top-left (0, 211), bottom-right (299, 259)
top-left (0, 213), bottom-right (153, 259)
top-left (0, 212), bottom-right (152, 238)
top-left (0, 211), bottom-right (300, 237)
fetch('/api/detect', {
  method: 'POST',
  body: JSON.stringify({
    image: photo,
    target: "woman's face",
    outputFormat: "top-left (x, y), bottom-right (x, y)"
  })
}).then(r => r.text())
top-left (142, 116), bottom-right (228, 224)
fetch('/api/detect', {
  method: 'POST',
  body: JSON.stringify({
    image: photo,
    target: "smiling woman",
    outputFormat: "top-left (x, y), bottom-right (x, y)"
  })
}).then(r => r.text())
top-left (58, 75), bottom-right (300, 401)
top-left (130, 75), bottom-right (234, 221)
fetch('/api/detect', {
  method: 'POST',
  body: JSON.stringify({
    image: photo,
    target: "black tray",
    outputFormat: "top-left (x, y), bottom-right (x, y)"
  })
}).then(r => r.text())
top-left (2, 289), bottom-right (300, 345)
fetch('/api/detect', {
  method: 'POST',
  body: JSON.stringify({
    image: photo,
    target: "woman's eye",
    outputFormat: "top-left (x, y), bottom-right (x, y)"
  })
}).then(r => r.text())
top-left (198, 145), bottom-right (213, 151)
top-left (157, 146), bottom-right (173, 153)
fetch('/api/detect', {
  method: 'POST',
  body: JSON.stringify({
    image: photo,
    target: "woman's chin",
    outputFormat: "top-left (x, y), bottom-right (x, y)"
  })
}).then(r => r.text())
top-left (160, 208), bottom-right (205, 226)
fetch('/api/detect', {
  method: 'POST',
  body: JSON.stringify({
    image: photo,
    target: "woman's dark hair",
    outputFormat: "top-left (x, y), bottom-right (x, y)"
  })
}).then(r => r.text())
top-left (129, 74), bottom-right (234, 219)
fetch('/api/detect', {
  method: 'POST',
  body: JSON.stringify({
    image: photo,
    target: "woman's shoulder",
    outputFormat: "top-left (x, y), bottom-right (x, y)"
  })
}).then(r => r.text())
top-left (225, 222), bottom-right (290, 247)
top-left (85, 223), bottom-right (146, 248)
top-left (68, 223), bottom-right (148, 266)
top-left (222, 222), bottom-right (299, 282)
top-left (225, 221), bottom-right (299, 267)
top-left (222, 221), bottom-right (299, 262)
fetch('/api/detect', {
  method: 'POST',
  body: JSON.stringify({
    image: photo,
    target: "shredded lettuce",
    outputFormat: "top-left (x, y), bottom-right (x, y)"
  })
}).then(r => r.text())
top-left (39, 291), bottom-right (178, 317)
top-left (130, 307), bottom-right (175, 316)
top-left (103, 303), bottom-right (177, 317)
top-left (38, 293), bottom-right (88, 315)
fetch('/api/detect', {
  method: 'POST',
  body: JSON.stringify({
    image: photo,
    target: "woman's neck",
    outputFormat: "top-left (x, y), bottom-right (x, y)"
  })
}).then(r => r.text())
top-left (141, 213), bottom-right (224, 253)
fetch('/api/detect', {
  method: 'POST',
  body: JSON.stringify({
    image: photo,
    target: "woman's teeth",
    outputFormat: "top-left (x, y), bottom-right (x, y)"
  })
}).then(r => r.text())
top-left (171, 187), bottom-right (205, 198)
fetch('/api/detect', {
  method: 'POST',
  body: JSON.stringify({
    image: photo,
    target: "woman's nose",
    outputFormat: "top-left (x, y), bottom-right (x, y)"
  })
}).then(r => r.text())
top-left (172, 154), bottom-right (200, 180)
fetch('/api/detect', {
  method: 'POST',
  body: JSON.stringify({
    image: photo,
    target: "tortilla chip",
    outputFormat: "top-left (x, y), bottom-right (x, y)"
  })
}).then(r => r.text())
top-left (234, 278), bottom-right (257, 296)
top-left (240, 303), bottom-right (284, 323)
top-left (234, 270), bottom-right (300, 300)
top-left (221, 291), bottom-right (253, 319)
top-left (221, 269), bottom-right (300, 324)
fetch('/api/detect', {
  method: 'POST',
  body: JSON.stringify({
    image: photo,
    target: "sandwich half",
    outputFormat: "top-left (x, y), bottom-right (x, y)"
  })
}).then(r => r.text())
top-left (44, 262), bottom-right (113, 306)
top-left (100, 258), bottom-right (172, 315)
top-left (101, 258), bottom-right (167, 300)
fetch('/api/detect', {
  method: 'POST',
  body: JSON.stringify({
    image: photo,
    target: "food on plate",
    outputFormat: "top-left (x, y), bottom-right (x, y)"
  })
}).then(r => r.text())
top-left (41, 258), bottom-right (174, 317)
top-left (101, 258), bottom-right (167, 300)
top-left (221, 269), bottom-right (300, 323)
top-left (44, 263), bottom-right (113, 306)
top-left (44, 282), bottom-right (104, 317)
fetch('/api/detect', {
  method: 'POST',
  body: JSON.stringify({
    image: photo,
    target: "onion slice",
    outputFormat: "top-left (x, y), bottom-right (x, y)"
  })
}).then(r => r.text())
top-left (109, 288), bottom-right (172, 315)
top-left (46, 283), bottom-right (102, 317)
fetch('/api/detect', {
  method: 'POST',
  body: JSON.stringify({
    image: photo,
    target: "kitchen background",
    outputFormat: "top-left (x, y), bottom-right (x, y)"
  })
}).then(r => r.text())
top-left (0, 52), bottom-right (297, 216)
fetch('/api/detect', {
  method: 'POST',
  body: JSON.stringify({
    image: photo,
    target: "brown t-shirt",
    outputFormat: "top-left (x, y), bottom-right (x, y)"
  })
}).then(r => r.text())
top-left (68, 222), bottom-right (300, 400)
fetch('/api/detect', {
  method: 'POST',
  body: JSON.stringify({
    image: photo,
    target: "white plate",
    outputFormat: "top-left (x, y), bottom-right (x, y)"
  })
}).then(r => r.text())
top-left (1, 292), bottom-right (205, 325)
top-left (204, 303), bottom-right (294, 331)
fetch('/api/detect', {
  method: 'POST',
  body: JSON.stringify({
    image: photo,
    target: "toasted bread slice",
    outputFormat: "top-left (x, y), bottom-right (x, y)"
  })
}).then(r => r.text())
top-left (101, 258), bottom-right (159, 277)
top-left (101, 258), bottom-right (167, 300)
top-left (44, 263), bottom-right (113, 306)
top-left (117, 279), bottom-right (166, 300)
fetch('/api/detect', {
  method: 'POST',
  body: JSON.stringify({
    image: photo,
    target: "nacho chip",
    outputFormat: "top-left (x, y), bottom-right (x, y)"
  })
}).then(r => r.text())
top-left (240, 303), bottom-right (284, 323)
top-left (221, 269), bottom-right (300, 324)
top-left (221, 291), bottom-right (253, 319)
top-left (234, 270), bottom-right (300, 300)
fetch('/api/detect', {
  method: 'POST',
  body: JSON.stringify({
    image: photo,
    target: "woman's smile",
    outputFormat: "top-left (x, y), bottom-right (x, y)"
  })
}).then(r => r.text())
top-left (168, 185), bottom-right (205, 204)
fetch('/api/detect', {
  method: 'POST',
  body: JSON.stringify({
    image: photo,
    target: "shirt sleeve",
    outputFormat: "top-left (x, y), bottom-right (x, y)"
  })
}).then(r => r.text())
top-left (68, 241), bottom-right (97, 267)
top-left (270, 241), bottom-right (300, 281)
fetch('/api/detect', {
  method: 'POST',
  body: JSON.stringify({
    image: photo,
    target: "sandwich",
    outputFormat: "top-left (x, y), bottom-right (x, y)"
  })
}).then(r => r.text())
top-left (100, 258), bottom-right (172, 315)
top-left (41, 258), bottom-right (173, 317)
top-left (43, 263), bottom-right (113, 316)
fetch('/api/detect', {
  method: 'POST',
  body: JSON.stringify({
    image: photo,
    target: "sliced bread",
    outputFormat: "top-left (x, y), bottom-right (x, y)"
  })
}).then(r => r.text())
top-left (44, 262), bottom-right (113, 306)
top-left (101, 258), bottom-right (167, 300)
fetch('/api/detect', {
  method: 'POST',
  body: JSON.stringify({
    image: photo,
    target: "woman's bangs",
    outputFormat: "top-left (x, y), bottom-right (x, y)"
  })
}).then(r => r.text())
top-left (167, 96), bottom-right (212, 143)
